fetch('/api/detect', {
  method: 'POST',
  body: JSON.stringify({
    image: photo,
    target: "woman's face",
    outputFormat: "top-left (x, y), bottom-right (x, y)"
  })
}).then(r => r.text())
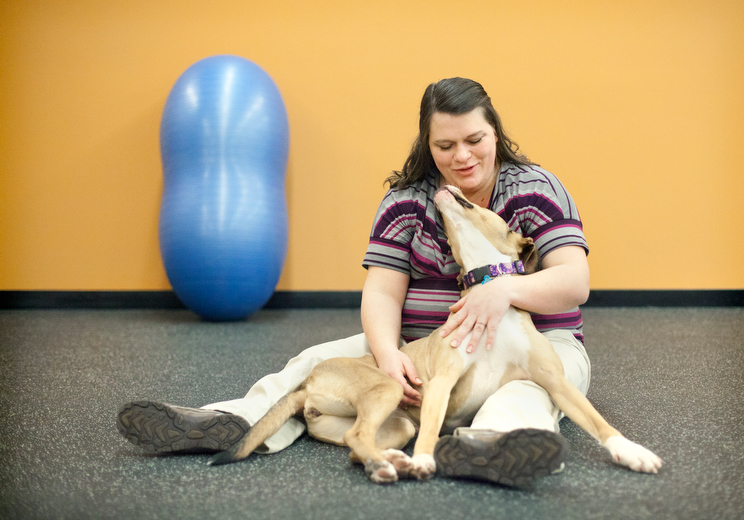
top-left (428, 108), bottom-right (498, 206)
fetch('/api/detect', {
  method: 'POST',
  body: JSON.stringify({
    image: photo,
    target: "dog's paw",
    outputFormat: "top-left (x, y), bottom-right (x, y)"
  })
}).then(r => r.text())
top-left (381, 449), bottom-right (414, 478)
top-left (603, 435), bottom-right (663, 473)
top-left (410, 454), bottom-right (436, 480)
top-left (365, 458), bottom-right (398, 484)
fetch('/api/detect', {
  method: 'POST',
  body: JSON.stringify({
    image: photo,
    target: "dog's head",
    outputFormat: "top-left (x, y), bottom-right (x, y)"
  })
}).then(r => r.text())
top-left (434, 186), bottom-right (539, 277)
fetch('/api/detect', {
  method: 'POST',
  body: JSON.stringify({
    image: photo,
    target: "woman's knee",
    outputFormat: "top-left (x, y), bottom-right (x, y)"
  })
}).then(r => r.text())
top-left (543, 331), bottom-right (591, 395)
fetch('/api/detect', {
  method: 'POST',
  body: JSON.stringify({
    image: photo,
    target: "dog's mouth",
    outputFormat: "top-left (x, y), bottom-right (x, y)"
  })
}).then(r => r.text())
top-left (437, 186), bottom-right (474, 209)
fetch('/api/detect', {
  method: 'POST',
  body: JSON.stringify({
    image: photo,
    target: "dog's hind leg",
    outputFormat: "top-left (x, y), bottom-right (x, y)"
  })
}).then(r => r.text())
top-left (525, 332), bottom-right (662, 473)
top-left (373, 410), bottom-right (418, 478)
top-left (375, 409), bottom-right (417, 450)
top-left (299, 357), bottom-right (414, 482)
top-left (306, 395), bottom-right (415, 450)
top-left (343, 379), bottom-right (406, 483)
top-left (306, 414), bottom-right (355, 446)
top-left (307, 411), bottom-right (411, 444)
top-left (334, 411), bottom-right (418, 480)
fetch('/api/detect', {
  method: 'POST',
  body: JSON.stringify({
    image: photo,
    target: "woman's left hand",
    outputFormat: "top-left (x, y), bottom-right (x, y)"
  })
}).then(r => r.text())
top-left (438, 246), bottom-right (591, 354)
top-left (439, 277), bottom-right (514, 353)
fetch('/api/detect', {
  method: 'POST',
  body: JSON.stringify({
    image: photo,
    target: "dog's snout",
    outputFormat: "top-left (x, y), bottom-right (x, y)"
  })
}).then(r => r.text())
top-left (434, 186), bottom-right (474, 209)
top-left (434, 186), bottom-right (454, 202)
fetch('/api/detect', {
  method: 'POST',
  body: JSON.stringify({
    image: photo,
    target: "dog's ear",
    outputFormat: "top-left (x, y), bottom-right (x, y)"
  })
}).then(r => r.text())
top-left (519, 237), bottom-right (539, 274)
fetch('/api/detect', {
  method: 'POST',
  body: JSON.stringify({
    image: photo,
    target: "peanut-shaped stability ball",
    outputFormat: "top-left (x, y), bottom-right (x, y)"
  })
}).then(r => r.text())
top-left (159, 55), bottom-right (289, 321)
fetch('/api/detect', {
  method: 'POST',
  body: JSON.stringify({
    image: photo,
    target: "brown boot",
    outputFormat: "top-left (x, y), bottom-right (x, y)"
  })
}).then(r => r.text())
top-left (434, 428), bottom-right (567, 487)
top-left (117, 401), bottom-right (250, 454)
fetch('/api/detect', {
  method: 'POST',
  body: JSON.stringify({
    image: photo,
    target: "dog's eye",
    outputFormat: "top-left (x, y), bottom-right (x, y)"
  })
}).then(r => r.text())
top-left (454, 194), bottom-right (474, 209)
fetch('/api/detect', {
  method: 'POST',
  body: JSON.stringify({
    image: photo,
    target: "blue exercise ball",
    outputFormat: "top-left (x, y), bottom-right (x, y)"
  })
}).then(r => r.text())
top-left (159, 55), bottom-right (289, 321)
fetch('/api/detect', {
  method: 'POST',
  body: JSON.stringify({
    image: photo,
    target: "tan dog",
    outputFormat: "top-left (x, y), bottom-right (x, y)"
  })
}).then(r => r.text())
top-left (210, 186), bottom-right (662, 483)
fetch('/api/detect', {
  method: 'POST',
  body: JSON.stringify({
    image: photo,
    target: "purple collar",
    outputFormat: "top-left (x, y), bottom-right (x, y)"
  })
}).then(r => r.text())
top-left (461, 261), bottom-right (526, 289)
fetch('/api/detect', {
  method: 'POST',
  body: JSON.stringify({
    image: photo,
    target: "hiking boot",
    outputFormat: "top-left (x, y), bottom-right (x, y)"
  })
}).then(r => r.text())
top-left (434, 428), bottom-right (568, 487)
top-left (117, 400), bottom-right (250, 454)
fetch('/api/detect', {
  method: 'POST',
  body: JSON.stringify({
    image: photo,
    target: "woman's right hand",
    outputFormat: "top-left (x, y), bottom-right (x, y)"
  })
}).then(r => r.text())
top-left (375, 349), bottom-right (422, 407)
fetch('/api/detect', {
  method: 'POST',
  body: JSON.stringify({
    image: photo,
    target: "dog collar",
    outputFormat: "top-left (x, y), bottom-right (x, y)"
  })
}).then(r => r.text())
top-left (461, 261), bottom-right (526, 289)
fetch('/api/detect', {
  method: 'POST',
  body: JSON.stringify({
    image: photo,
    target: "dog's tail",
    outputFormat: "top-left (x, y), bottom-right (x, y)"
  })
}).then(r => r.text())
top-left (209, 388), bottom-right (308, 466)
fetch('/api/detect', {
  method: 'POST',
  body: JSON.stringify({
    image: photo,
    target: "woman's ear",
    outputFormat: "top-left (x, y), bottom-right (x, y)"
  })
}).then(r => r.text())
top-left (519, 237), bottom-right (539, 273)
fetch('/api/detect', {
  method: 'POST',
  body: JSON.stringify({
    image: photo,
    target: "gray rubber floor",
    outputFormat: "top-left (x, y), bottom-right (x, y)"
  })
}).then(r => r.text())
top-left (1, 307), bottom-right (742, 520)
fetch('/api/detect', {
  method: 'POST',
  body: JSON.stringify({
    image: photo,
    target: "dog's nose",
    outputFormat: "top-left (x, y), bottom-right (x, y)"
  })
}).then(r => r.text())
top-left (434, 186), bottom-right (456, 204)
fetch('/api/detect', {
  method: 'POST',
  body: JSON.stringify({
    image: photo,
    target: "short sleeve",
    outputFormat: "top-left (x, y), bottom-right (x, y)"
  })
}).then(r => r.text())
top-left (495, 164), bottom-right (588, 259)
top-left (362, 190), bottom-right (418, 275)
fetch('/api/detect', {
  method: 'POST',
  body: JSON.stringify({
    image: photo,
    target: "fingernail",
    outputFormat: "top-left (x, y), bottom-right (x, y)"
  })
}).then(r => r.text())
top-left (450, 339), bottom-right (458, 347)
top-left (416, 378), bottom-right (422, 384)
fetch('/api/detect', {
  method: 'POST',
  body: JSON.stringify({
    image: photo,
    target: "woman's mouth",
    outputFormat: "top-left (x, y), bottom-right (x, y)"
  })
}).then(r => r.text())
top-left (455, 165), bottom-right (476, 175)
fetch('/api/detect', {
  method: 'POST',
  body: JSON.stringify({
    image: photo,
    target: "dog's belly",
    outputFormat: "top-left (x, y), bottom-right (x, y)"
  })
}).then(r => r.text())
top-left (443, 308), bottom-right (532, 429)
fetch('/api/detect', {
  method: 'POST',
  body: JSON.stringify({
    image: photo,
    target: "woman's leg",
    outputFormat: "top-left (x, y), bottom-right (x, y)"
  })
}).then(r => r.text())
top-left (464, 329), bottom-right (591, 433)
top-left (118, 333), bottom-right (378, 454)
top-left (202, 332), bottom-right (375, 453)
top-left (435, 330), bottom-right (591, 486)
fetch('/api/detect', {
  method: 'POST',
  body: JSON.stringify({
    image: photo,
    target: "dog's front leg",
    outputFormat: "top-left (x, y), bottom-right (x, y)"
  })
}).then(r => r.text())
top-left (409, 371), bottom-right (461, 480)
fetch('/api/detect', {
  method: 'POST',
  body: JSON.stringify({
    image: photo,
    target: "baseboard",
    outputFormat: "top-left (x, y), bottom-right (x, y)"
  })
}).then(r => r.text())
top-left (264, 291), bottom-right (362, 308)
top-left (585, 290), bottom-right (743, 307)
top-left (0, 290), bottom-right (362, 310)
top-left (0, 289), bottom-right (741, 310)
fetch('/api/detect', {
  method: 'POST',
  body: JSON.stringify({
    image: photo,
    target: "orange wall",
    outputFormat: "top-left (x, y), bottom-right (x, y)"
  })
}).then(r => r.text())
top-left (1, 0), bottom-right (743, 291)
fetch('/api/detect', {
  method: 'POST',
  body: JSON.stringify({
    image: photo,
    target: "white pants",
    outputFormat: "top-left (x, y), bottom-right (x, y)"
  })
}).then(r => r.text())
top-left (203, 329), bottom-right (591, 453)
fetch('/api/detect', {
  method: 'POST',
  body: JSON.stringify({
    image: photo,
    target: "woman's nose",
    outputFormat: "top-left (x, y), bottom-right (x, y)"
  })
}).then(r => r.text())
top-left (453, 144), bottom-right (471, 163)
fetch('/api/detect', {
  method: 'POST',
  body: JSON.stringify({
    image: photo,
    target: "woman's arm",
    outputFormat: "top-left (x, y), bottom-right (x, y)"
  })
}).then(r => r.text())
top-left (361, 266), bottom-right (422, 405)
top-left (439, 246), bottom-right (590, 352)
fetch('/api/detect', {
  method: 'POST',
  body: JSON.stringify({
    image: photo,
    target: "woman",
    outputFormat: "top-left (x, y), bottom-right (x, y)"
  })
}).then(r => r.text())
top-left (118, 78), bottom-right (591, 486)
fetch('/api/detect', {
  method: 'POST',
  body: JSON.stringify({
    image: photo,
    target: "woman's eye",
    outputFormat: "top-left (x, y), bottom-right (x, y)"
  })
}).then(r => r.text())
top-left (437, 137), bottom-right (480, 151)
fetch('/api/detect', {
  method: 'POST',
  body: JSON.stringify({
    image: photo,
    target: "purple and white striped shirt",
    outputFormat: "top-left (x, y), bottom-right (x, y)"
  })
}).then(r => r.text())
top-left (362, 162), bottom-right (589, 344)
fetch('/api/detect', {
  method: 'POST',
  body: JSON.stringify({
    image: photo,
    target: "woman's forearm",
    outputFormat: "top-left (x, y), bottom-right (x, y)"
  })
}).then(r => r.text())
top-left (361, 267), bottom-right (409, 363)
top-left (505, 247), bottom-right (590, 315)
top-left (361, 267), bottom-right (422, 404)
top-left (440, 246), bottom-right (590, 350)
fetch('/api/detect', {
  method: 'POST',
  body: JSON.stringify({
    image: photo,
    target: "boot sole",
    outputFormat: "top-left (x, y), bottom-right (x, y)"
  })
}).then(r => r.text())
top-left (434, 428), bottom-right (568, 487)
top-left (117, 400), bottom-right (250, 454)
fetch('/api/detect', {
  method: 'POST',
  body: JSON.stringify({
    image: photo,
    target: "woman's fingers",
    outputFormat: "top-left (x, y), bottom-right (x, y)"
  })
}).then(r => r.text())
top-left (438, 296), bottom-right (468, 338)
top-left (439, 284), bottom-right (507, 353)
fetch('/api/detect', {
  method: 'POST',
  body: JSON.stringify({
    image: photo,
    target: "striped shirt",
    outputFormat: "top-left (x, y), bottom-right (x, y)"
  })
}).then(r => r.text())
top-left (362, 162), bottom-right (588, 343)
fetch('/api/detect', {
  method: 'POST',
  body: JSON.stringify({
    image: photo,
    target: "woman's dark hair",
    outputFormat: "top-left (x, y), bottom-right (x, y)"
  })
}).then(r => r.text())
top-left (386, 77), bottom-right (535, 189)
